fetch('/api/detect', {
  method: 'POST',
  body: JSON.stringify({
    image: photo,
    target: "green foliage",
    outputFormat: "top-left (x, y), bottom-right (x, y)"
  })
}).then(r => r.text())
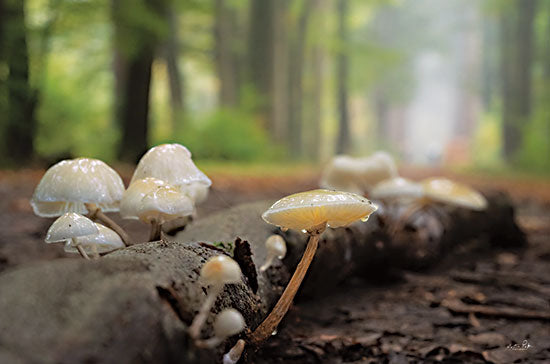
top-left (212, 241), bottom-right (235, 255)
top-left (171, 109), bottom-right (284, 161)
top-left (472, 111), bottom-right (504, 169)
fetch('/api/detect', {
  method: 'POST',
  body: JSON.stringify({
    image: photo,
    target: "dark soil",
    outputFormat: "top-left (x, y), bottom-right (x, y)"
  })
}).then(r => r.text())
top-left (0, 167), bottom-right (549, 363)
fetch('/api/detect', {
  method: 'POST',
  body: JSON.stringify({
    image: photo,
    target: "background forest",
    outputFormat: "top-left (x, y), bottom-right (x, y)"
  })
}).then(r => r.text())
top-left (0, 0), bottom-right (548, 173)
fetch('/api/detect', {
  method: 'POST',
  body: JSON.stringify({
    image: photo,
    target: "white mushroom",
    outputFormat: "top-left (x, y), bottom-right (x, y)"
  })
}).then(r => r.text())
top-left (320, 151), bottom-right (398, 195)
top-left (370, 177), bottom-right (424, 204)
top-left (45, 213), bottom-right (99, 260)
top-left (130, 144), bottom-right (211, 204)
top-left (196, 308), bottom-right (245, 348)
top-left (120, 177), bottom-right (194, 241)
top-left (249, 189), bottom-right (377, 344)
top-left (189, 255), bottom-right (242, 339)
top-left (30, 158), bottom-right (130, 245)
top-left (64, 223), bottom-right (125, 258)
top-left (259, 235), bottom-right (287, 272)
top-left (421, 177), bottom-right (487, 211)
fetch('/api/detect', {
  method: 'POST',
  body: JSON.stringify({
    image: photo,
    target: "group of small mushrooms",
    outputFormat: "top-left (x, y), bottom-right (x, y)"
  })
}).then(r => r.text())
top-left (29, 146), bottom-right (488, 362)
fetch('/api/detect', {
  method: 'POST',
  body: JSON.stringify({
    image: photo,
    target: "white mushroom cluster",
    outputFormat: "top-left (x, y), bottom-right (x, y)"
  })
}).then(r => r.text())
top-left (30, 143), bottom-right (211, 258)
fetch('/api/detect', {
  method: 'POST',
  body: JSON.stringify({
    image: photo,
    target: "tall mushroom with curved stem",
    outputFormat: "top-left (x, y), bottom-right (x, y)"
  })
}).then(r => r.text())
top-left (120, 177), bottom-right (194, 241)
top-left (45, 213), bottom-right (99, 260)
top-left (30, 158), bottom-right (130, 245)
top-left (249, 189), bottom-right (378, 345)
top-left (189, 255), bottom-right (242, 340)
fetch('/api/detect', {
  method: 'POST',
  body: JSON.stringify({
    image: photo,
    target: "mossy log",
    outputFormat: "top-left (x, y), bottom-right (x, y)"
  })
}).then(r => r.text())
top-left (0, 192), bottom-right (524, 364)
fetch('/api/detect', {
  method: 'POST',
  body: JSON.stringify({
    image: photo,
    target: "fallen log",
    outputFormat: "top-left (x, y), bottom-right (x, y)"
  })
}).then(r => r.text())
top-left (0, 192), bottom-right (525, 363)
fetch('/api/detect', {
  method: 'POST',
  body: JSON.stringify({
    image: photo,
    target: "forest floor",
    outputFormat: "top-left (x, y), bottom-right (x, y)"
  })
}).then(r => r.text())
top-left (0, 165), bottom-right (549, 363)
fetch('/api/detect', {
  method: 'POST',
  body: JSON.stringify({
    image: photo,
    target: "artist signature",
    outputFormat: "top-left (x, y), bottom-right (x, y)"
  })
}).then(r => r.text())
top-left (506, 340), bottom-right (532, 351)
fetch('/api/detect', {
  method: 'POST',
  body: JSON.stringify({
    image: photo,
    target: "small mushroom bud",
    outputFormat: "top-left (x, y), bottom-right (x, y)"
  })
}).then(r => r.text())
top-left (260, 235), bottom-right (287, 272)
top-left (189, 255), bottom-right (242, 339)
top-left (64, 223), bottom-right (125, 258)
top-left (45, 213), bottom-right (99, 260)
top-left (195, 308), bottom-right (246, 348)
top-left (223, 339), bottom-right (246, 364)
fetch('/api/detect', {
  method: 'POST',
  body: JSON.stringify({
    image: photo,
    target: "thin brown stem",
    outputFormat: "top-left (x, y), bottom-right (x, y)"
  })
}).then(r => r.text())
top-left (76, 245), bottom-right (90, 260)
top-left (149, 219), bottom-right (162, 241)
top-left (85, 203), bottom-right (131, 246)
top-left (248, 233), bottom-right (320, 345)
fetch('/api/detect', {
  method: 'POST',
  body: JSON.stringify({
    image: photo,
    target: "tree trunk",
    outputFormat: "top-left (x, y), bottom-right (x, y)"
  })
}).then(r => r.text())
top-left (214, 0), bottom-right (241, 108)
top-left (248, 0), bottom-right (274, 130)
top-left (500, 0), bottom-right (536, 162)
top-left (288, 0), bottom-right (313, 158)
top-left (335, 0), bottom-right (350, 155)
top-left (163, 9), bottom-right (184, 132)
top-left (3, 0), bottom-right (36, 163)
top-left (113, 0), bottom-right (164, 163)
top-left (271, 0), bottom-right (290, 142)
top-left (0, 192), bottom-right (525, 363)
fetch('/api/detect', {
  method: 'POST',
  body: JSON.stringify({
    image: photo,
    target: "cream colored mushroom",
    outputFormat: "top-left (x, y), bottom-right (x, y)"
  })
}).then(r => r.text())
top-left (30, 158), bottom-right (130, 245)
top-left (189, 255), bottom-right (242, 340)
top-left (421, 177), bottom-right (487, 210)
top-left (320, 151), bottom-right (398, 194)
top-left (130, 144), bottom-right (211, 204)
top-left (259, 235), bottom-right (287, 272)
top-left (64, 223), bottom-right (125, 258)
top-left (196, 308), bottom-right (246, 348)
top-left (370, 177), bottom-right (424, 203)
top-left (250, 189), bottom-right (377, 344)
top-left (120, 177), bottom-right (194, 241)
top-left (45, 212), bottom-right (99, 260)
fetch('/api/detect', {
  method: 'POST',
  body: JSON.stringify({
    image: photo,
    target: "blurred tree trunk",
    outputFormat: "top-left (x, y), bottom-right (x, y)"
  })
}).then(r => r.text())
top-left (163, 9), bottom-right (184, 132)
top-left (248, 0), bottom-right (274, 131)
top-left (215, 0), bottom-right (241, 107)
top-left (373, 89), bottom-right (389, 148)
top-left (335, 0), bottom-right (350, 154)
top-left (2, 0), bottom-right (37, 163)
top-left (113, 0), bottom-right (165, 163)
top-left (271, 0), bottom-right (289, 142)
top-left (500, 0), bottom-right (536, 162)
top-left (288, 0), bottom-right (314, 158)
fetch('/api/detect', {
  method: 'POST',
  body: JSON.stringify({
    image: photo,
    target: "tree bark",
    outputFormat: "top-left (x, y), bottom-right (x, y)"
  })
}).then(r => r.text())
top-left (3, 0), bottom-right (36, 163)
top-left (271, 0), bottom-right (290, 142)
top-left (0, 192), bottom-right (525, 363)
top-left (214, 0), bottom-right (241, 108)
top-left (113, 0), bottom-right (164, 163)
top-left (162, 8), bottom-right (184, 132)
top-left (335, 0), bottom-right (350, 154)
top-left (500, 0), bottom-right (537, 162)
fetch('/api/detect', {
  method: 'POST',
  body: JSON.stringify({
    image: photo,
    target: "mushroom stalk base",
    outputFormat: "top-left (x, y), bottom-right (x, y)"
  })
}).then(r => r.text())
top-left (76, 245), bottom-right (90, 260)
top-left (85, 203), bottom-right (131, 246)
top-left (149, 219), bottom-right (162, 242)
top-left (189, 284), bottom-right (223, 340)
top-left (248, 233), bottom-right (320, 345)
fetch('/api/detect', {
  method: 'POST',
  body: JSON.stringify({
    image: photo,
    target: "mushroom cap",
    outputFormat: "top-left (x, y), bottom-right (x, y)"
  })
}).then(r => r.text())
top-left (120, 177), bottom-right (194, 223)
top-left (130, 144), bottom-right (211, 202)
top-left (370, 177), bottom-right (424, 201)
top-left (45, 213), bottom-right (99, 243)
top-left (213, 308), bottom-right (245, 338)
top-left (421, 177), bottom-right (488, 210)
top-left (265, 235), bottom-right (287, 259)
top-left (200, 255), bottom-right (242, 286)
top-left (31, 158), bottom-right (125, 217)
top-left (320, 152), bottom-right (398, 194)
top-left (262, 189), bottom-right (378, 231)
top-left (64, 223), bottom-right (124, 254)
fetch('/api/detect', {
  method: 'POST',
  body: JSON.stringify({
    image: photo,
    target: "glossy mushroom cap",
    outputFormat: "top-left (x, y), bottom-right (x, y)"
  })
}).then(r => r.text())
top-left (320, 152), bottom-right (398, 194)
top-left (262, 189), bottom-right (378, 231)
top-left (213, 309), bottom-right (245, 338)
top-left (200, 255), bottom-right (242, 286)
top-left (120, 177), bottom-right (194, 223)
top-left (64, 223), bottom-right (124, 254)
top-left (265, 235), bottom-right (287, 259)
top-left (45, 213), bottom-right (99, 243)
top-left (370, 177), bottom-right (424, 202)
top-left (31, 158), bottom-right (125, 217)
top-left (421, 177), bottom-right (488, 210)
top-left (130, 144), bottom-right (211, 203)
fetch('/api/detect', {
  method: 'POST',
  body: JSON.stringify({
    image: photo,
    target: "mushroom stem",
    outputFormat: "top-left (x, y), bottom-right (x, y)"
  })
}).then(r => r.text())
top-left (149, 219), bottom-right (162, 241)
top-left (223, 339), bottom-right (246, 364)
top-left (259, 256), bottom-right (275, 272)
top-left (194, 336), bottom-right (223, 349)
top-left (189, 284), bottom-right (223, 339)
top-left (85, 203), bottom-right (131, 246)
top-left (248, 231), bottom-right (321, 345)
top-left (72, 238), bottom-right (90, 260)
